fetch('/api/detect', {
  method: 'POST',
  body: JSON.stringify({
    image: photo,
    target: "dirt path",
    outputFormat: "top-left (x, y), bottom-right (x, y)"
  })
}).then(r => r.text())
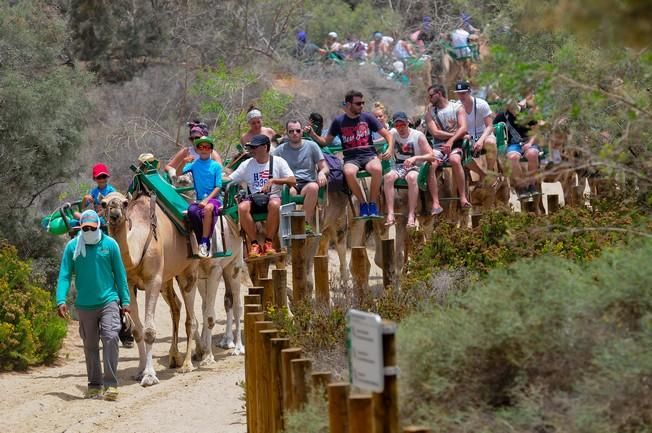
top-left (0, 283), bottom-right (246, 433)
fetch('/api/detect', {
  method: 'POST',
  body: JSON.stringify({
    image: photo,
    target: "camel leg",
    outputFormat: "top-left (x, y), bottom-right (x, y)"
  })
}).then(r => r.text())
top-left (161, 279), bottom-right (183, 368)
top-left (223, 262), bottom-right (244, 355)
top-left (197, 263), bottom-right (218, 365)
top-left (140, 275), bottom-right (163, 386)
top-left (127, 284), bottom-right (148, 380)
top-left (335, 226), bottom-right (349, 281)
top-left (176, 272), bottom-right (198, 373)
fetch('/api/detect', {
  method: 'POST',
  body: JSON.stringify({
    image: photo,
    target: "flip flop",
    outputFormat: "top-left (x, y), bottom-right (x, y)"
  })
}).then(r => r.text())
top-left (384, 216), bottom-right (396, 226)
top-left (430, 207), bottom-right (444, 216)
top-left (461, 202), bottom-right (473, 210)
top-left (407, 216), bottom-right (417, 228)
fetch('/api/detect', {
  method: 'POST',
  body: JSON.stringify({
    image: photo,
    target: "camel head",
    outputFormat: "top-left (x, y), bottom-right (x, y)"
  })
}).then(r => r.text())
top-left (101, 191), bottom-right (130, 226)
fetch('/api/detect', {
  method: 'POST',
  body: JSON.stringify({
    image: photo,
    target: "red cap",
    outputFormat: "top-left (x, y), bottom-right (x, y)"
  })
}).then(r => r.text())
top-left (92, 163), bottom-right (110, 178)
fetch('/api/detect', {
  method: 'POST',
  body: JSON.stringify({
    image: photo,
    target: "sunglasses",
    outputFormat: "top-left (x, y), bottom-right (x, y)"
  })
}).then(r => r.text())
top-left (82, 226), bottom-right (98, 232)
top-left (288, 129), bottom-right (302, 133)
top-left (352, 101), bottom-right (365, 106)
top-left (196, 144), bottom-right (212, 150)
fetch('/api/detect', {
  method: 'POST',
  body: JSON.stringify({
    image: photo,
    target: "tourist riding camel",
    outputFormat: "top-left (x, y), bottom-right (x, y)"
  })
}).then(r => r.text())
top-left (240, 108), bottom-right (277, 147)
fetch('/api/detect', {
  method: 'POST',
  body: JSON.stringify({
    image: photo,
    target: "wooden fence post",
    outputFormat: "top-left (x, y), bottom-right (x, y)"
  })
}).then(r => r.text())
top-left (290, 215), bottom-right (307, 305)
top-left (249, 286), bottom-right (264, 300)
top-left (259, 277), bottom-right (274, 308)
top-left (260, 329), bottom-right (279, 433)
top-left (244, 294), bottom-right (261, 306)
top-left (291, 358), bottom-right (312, 410)
top-left (328, 382), bottom-right (350, 433)
top-left (372, 321), bottom-right (399, 433)
top-left (245, 311), bottom-right (264, 433)
top-left (254, 321), bottom-right (273, 433)
top-left (281, 347), bottom-right (302, 412)
top-left (348, 394), bottom-right (374, 433)
top-left (314, 255), bottom-right (330, 307)
top-left (272, 268), bottom-right (288, 309)
top-left (270, 337), bottom-right (289, 432)
top-left (547, 194), bottom-right (560, 214)
top-left (351, 246), bottom-right (370, 302)
top-left (381, 238), bottom-right (396, 290)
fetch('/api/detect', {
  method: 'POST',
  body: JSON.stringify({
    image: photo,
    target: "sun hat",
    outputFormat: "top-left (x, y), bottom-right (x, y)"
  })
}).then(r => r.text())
top-left (79, 210), bottom-right (100, 229)
top-left (92, 163), bottom-right (110, 179)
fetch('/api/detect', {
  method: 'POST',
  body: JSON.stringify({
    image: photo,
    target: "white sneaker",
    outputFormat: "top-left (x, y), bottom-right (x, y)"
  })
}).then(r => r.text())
top-left (199, 243), bottom-right (209, 258)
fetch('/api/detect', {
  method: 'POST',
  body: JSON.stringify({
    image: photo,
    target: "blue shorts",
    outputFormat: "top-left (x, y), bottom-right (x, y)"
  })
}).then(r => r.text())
top-left (343, 147), bottom-right (378, 169)
top-left (507, 143), bottom-right (540, 156)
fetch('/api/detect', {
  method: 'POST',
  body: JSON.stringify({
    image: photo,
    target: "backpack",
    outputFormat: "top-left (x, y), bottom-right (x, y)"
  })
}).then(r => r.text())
top-left (323, 153), bottom-right (345, 192)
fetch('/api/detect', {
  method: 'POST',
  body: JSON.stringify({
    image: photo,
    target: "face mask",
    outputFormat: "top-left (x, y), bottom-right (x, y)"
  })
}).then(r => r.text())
top-left (82, 229), bottom-right (102, 245)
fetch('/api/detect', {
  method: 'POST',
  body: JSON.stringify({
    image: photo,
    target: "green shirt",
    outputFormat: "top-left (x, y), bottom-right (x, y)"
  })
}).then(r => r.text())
top-left (56, 234), bottom-right (130, 310)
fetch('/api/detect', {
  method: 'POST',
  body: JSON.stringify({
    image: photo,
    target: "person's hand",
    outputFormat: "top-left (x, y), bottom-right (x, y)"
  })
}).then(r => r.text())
top-left (317, 172), bottom-right (327, 187)
top-left (303, 124), bottom-right (313, 135)
top-left (380, 149), bottom-right (392, 160)
top-left (474, 139), bottom-right (484, 152)
top-left (121, 305), bottom-right (131, 314)
top-left (199, 199), bottom-right (208, 208)
top-left (57, 304), bottom-right (69, 319)
top-left (404, 157), bottom-right (415, 168)
top-left (166, 167), bottom-right (177, 183)
top-left (261, 180), bottom-right (273, 193)
top-left (442, 139), bottom-right (453, 155)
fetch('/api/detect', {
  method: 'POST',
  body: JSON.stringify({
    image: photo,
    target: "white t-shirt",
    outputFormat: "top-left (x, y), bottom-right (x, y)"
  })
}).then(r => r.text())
top-left (464, 97), bottom-right (493, 139)
top-left (429, 100), bottom-right (462, 147)
top-left (228, 156), bottom-right (294, 196)
top-left (390, 128), bottom-right (427, 165)
top-left (451, 29), bottom-right (471, 57)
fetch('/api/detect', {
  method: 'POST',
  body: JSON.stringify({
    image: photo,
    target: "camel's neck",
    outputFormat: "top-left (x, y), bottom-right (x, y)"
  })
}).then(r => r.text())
top-left (109, 221), bottom-right (138, 271)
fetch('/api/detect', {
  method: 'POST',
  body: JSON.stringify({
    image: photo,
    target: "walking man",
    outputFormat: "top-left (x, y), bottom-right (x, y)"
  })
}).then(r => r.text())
top-left (56, 210), bottom-right (130, 401)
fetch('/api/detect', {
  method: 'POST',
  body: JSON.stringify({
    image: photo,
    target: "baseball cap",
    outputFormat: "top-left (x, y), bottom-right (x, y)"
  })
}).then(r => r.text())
top-left (373, 32), bottom-right (382, 40)
top-left (392, 111), bottom-right (409, 123)
top-left (328, 31), bottom-right (338, 39)
top-left (247, 134), bottom-right (270, 147)
top-left (92, 163), bottom-right (110, 179)
top-left (79, 210), bottom-right (100, 229)
top-left (454, 81), bottom-right (471, 93)
top-left (193, 136), bottom-right (215, 148)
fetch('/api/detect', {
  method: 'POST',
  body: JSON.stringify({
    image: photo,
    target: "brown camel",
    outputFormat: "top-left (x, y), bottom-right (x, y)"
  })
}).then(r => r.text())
top-left (102, 191), bottom-right (199, 386)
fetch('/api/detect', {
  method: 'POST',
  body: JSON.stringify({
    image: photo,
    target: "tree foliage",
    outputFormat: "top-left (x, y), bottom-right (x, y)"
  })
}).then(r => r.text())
top-left (0, 0), bottom-right (90, 257)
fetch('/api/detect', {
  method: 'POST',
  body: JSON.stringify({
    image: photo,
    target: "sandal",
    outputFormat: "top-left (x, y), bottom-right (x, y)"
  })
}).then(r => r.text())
top-left (384, 216), bottom-right (396, 226)
top-left (430, 207), bottom-right (444, 216)
top-left (461, 202), bottom-right (473, 210)
top-left (406, 216), bottom-right (417, 228)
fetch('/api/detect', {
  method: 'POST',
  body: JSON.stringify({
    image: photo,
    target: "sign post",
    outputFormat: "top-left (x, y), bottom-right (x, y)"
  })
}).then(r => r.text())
top-left (346, 309), bottom-right (384, 393)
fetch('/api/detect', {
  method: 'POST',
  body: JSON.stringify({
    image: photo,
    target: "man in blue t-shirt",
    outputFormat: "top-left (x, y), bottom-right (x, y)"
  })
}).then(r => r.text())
top-left (307, 90), bottom-right (393, 217)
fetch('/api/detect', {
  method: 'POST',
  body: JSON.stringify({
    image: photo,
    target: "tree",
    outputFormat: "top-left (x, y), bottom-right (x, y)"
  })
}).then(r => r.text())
top-left (0, 1), bottom-right (91, 257)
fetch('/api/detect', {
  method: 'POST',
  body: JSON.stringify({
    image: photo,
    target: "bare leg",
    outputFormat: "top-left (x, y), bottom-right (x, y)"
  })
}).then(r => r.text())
top-left (343, 163), bottom-right (365, 203)
top-left (450, 154), bottom-right (470, 206)
top-left (508, 152), bottom-right (525, 188)
top-left (365, 158), bottom-right (383, 203)
top-left (428, 161), bottom-right (441, 210)
top-left (383, 170), bottom-right (398, 221)
top-left (265, 198), bottom-right (281, 239)
top-left (237, 201), bottom-right (257, 244)
top-left (300, 182), bottom-right (319, 225)
top-left (201, 203), bottom-right (214, 238)
top-left (406, 171), bottom-right (419, 222)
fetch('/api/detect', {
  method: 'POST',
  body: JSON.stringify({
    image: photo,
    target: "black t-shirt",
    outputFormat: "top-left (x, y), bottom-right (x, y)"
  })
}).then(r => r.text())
top-left (328, 112), bottom-right (383, 152)
top-left (494, 110), bottom-right (535, 144)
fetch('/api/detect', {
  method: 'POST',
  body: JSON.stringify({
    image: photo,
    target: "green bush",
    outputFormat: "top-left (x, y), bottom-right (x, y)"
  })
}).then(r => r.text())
top-left (398, 241), bottom-right (652, 433)
top-left (404, 205), bottom-right (649, 290)
top-left (0, 244), bottom-right (66, 371)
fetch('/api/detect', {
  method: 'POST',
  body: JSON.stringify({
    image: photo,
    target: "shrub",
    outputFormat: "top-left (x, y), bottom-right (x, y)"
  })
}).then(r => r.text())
top-left (403, 205), bottom-right (650, 290)
top-left (0, 244), bottom-right (66, 371)
top-left (398, 240), bottom-right (652, 433)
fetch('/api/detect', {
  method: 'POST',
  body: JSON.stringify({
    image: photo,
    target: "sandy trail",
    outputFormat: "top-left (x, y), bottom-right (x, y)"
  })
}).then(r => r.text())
top-left (0, 282), bottom-right (246, 433)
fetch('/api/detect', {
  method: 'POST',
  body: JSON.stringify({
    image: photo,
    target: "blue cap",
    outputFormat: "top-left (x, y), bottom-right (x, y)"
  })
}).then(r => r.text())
top-left (79, 210), bottom-right (100, 228)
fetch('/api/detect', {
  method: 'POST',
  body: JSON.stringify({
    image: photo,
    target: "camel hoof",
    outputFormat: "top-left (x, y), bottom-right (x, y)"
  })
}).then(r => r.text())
top-left (199, 355), bottom-right (216, 366)
top-left (232, 343), bottom-right (245, 356)
top-left (177, 363), bottom-right (195, 374)
top-left (140, 374), bottom-right (160, 387)
top-left (169, 354), bottom-right (183, 369)
top-left (218, 336), bottom-right (233, 349)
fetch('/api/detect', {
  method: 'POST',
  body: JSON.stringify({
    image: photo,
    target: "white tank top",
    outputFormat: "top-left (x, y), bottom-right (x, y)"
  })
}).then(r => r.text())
top-left (392, 128), bottom-right (426, 165)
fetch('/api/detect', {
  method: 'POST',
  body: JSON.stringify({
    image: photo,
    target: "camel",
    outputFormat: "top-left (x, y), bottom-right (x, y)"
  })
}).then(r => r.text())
top-left (102, 191), bottom-right (199, 386)
top-left (194, 216), bottom-right (245, 362)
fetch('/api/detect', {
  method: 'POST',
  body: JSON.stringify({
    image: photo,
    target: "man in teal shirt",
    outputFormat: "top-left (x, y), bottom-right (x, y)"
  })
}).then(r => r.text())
top-left (56, 210), bottom-right (130, 401)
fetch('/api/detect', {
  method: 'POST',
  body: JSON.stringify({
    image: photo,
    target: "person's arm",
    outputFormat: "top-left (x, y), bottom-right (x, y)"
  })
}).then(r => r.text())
top-left (165, 147), bottom-right (191, 174)
top-left (425, 107), bottom-right (455, 140)
top-left (475, 113), bottom-right (495, 151)
top-left (443, 106), bottom-right (468, 154)
top-left (316, 159), bottom-right (329, 187)
top-left (378, 127), bottom-right (394, 160)
top-left (55, 242), bottom-right (73, 307)
top-left (110, 240), bottom-right (130, 309)
top-left (306, 126), bottom-right (334, 147)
